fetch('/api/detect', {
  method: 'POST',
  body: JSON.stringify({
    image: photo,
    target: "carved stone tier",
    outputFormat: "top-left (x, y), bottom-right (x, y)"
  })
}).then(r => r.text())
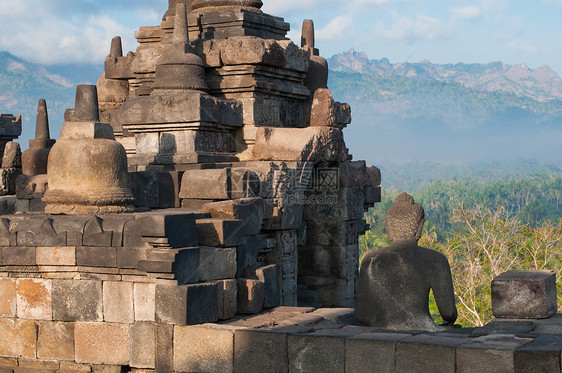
top-left (119, 91), bottom-right (242, 170)
top-left (187, 9), bottom-right (288, 41)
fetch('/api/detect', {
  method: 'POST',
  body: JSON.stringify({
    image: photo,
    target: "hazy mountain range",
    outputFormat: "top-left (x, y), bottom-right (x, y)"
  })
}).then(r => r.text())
top-left (0, 49), bottom-right (560, 168)
top-left (330, 49), bottom-right (562, 101)
top-left (0, 51), bottom-right (102, 146)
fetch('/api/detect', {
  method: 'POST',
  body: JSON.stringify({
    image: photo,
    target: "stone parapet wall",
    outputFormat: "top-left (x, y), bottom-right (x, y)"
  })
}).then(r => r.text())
top-left (1, 307), bottom-right (561, 372)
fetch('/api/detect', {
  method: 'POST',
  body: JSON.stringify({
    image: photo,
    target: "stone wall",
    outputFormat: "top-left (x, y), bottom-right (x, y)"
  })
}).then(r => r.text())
top-left (1, 306), bottom-right (561, 372)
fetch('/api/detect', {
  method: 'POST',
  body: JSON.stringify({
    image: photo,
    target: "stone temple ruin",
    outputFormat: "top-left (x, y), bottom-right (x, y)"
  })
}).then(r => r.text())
top-left (0, 1), bottom-right (561, 372)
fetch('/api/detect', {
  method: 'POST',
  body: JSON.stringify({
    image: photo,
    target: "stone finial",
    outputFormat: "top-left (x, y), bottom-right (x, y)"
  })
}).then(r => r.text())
top-left (385, 192), bottom-right (425, 242)
top-left (109, 36), bottom-right (123, 58)
top-left (35, 99), bottom-right (50, 140)
top-left (301, 19), bottom-right (315, 49)
top-left (21, 99), bottom-right (56, 176)
top-left (74, 85), bottom-right (100, 121)
top-left (173, 3), bottom-right (189, 45)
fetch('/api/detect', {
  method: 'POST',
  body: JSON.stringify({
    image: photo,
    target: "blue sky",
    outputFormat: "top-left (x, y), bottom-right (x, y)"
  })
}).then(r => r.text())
top-left (0, 0), bottom-right (561, 75)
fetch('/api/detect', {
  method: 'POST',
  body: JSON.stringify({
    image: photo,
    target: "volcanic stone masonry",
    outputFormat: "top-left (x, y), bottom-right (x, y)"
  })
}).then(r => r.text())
top-left (0, 0), bottom-right (560, 372)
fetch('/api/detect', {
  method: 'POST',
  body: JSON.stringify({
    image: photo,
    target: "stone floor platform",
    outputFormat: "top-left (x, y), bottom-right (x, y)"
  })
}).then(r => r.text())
top-left (1, 306), bottom-right (562, 372)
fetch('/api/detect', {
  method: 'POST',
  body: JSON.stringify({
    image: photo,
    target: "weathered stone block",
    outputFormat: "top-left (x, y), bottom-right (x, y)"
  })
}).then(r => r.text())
top-left (217, 279), bottom-right (237, 320)
top-left (0, 318), bottom-right (37, 359)
top-left (187, 283), bottom-right (219, 325)
top-left (74, 322), bottom-right (130, 365)
top-left (202, 197), bottom-right (264, 235)
top-left (234, 329), bottom-right (288, 373)
top-left (155, 283), bottom-right (188, 325)
top-left (346, 332), bottom-right (412, 373)
top-left (288, 334), bottom-right (345, 373)
top-left (130, 322), bottom-right (156, 369)
top-left (196, 218), bottom-right (244, 247)
top-left (237, 278), bottom-right (265, 315)
top-left (252, 126), bottom-right (348, 163)
top-left (155, 281), bottom-right (218, 325)
top-left (131, 213), bottom-right (198, 248)
top-left (179, 168), bottom-right (230, 200)
top-left (15, 218), bottom-right (66, 247)
top-left (1, 246), bottom-right (35, 265)
top-left (514, 334), bottom-right (562, 373)
top-left (134, 282), bottom-right (156, 322)
top-left (174, 325), bottom-right (236, 373)
top-left (0, 278), bottom-right (16, 317)
top-left (245, 264), bottom-right (280, 309)
top-left (172, 247), bottom-right (200, 285)
top-left (457, 334), bottom-right (533, 373)
top-left (36, 246), bottom-right (76, 266)
top-left (131, 171), bottom-right (182, 209)
top-left (492, 270), bottom-right (557, 319)
top-left (364, 186), bottom-right (382, 204)
top-left (76, 247), bottom-right (117, 268)
top-left (37, 321), bottom-right (75, 360)
top-left (199, 246), bottom-right (237, 281)
top-left (117, 247), bottom-right (146, 269)
top-left (396, 334), bottom-right (466, 373)
top-left (156, 324), bottom-right (174, 373)
top-left (53, 280), bottom-right (103, 322)
top-left (103, 281), bottom-right (134, 323)
top-left (17, 278), bottom-right (52, 320)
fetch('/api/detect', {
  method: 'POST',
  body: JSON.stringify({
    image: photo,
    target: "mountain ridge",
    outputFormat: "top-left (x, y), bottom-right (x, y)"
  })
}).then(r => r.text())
top-left (329, 49), bottom-right (562, 102)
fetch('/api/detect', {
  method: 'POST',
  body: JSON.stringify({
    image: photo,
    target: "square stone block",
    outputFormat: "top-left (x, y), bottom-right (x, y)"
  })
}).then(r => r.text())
top-left (174, 325), bottom-right (236, 373)
top-left (237, 278), bottom-right (265, 315)
top-left (457, 334), bottom-right (533, 373)
top-left (53, 280), bottom-right (103, 322)
top-left (134, 282), bottom-right (156, 322)
top-left (37, 321), bottom-right (75, 360)
top-left (76, 247), bottom-right (117, 267)
top-left (346, 332), bottom-right (412, 373)
top-left (288, 334), bottom-right (345, 373)
top-left (492, 270), bottom-right (557, 319)
top-left (514, 334), bottom-right (562, 373)
top-left (155, 282), bottom-right (218, 325)
top-left (36, 246), bottom-right (76, 266)
top-left (396, 334), bottom-right (466, 373)
top-left (103, 281), bottom-right (134, 323)
top-left (199, 247), bottom-right (237, 281)
top-left (234, 329), bottom-right (288, 373)
top-left (196, 218), bottom-right (244, 247)
top-left (0, 277), bottom-right (16, 317)
top-left (0, 318), bottom-right (37, 359)
top-left (202, 198), bottom-right (265, 235)
top-left (1, 247), bottom-right (35, 265)
top-left (16, 278), bottom-right (52, 320)
top-left (75, 322), bottom-right (130, 365)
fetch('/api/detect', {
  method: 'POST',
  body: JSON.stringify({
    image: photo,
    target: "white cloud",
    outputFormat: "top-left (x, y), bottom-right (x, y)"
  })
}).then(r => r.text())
top-left (0, 12), bottom-right (134, 65)
top-left (317, 15), bottom-right (354, 41)
top-left (375, 15), bottom-right (448, 43)
top-left (451, 6), bottom-right (482, 20)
